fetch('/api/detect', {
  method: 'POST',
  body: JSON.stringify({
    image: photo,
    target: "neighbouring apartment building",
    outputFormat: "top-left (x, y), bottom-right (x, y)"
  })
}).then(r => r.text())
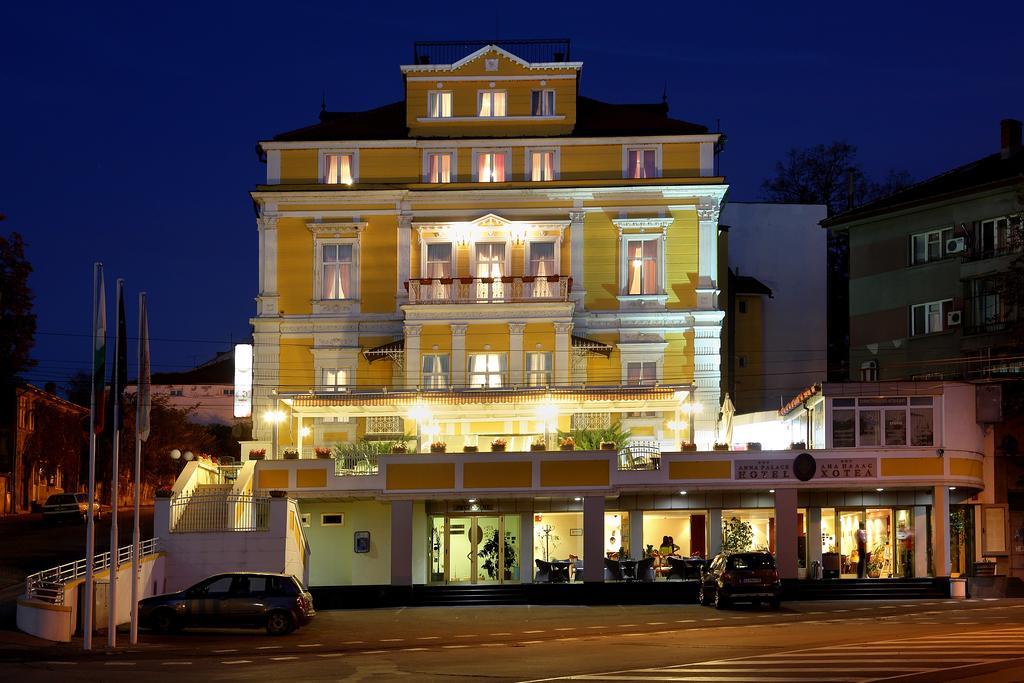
top-left (151, 42), bottom-right (1001, 595)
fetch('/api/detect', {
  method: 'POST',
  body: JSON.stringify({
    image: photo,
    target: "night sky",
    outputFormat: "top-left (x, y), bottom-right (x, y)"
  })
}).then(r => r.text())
top-left (4, 1), bottom-right (1022, 389)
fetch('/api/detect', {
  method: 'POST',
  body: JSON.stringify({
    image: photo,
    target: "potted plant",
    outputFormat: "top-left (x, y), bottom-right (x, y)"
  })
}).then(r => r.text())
top-left (530, 439), bottom-right (547, 451)
top-left (248, 448), bottom-right (266, 461)
top-left (747, 442), bottom-right (762, 451)
top-left (713, 443), bottom-right (730, 451)
top-left (314, 447), bottom-right (333, 459)
top-left (463, 445), bottom-right (478, 452)
top-left (680, 442), bottom-right (698, 452)
top-left (867, 544), bottom-right (886, 578)
top-left (491, 438), bottom-right (507, 452)
top-left (391, 443), bottom-right (408, 454)
top-left (559, 436), bottom-right (575, 451)
top-left (600, 441), bottom-right (617, 450)
top-left (430, 441), bottom-right (447, 453)
top-left (789, 441), bottom-right (806, 450)
top-left (283, 449), bottom-right (299, 460)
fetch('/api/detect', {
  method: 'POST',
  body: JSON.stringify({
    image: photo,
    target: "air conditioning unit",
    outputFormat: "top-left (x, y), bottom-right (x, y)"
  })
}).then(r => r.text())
top-left (862, 360), bottom-right (878, 369)
top-left (946, 237), bottom-right (966, 254)
top-left (947, 310), bottom-right (963, 326)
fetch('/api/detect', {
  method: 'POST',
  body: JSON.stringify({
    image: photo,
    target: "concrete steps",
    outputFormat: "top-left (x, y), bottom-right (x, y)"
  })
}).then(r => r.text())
top-left (783, 578), bottom-right (950, 601)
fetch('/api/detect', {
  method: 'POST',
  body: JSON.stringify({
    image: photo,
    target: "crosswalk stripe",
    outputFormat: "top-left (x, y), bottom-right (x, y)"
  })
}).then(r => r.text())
top-left (561, 677), bottom-right (863, 682)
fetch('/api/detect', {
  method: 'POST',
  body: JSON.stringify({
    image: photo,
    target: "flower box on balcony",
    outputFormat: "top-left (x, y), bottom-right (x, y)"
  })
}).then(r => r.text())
top-left (459, 277), bottom-right (474, 284)
top-left (314, 447), bottom-right (333, 459)
top-left (391, 444), bottom-right (408, 454)
top-left (530, 443), bottom-right (546, 452)
top-left (283, 450), bottom-right (299, 460)
top-left (463, 445), bottom-right (478, 453)
top-left (789, 441), bottom-right (806, 450)
top-left (491, 439), bottom-right (507, 452)
top-left (747, 442), bottom-right (762, 451)
top-left (680, 443), bottom-right (697, 452)
top-left (500, 276), bottom-right (515, 283)
top-left (713, 443), bottom-right (730, 451)
top-left (522, 275), bottom-right (536, 283)
top-left (546, 274), bottom-right (561, 282)
top-left (559, 437), bottom-right (575, 451)
top-left (419, 278), bottom-right (432, 285)
top-left (439, 278), bottom-right (453, 285)
top-left (430, 442), bottom-right (447, 453)
top-left (248, 449), bottom-right (266, 460)
top-left (600, 441), bottom-right (617, 451)
top-left (269, 490), bottom-right (287, 498)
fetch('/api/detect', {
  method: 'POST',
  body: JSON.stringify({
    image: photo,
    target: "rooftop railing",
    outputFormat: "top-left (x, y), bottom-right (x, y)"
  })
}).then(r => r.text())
top-left (406, 275), bottom-right (571, 305)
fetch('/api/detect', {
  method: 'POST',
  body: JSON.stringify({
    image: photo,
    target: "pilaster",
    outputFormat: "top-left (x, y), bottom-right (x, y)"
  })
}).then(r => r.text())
top-left (583, 495), bottom-right (605, 583)
top-left (396, 210), bottom-right (412, 310)
top-left (568, 209), bottom-right (586, 308)
top-left (554, 321), bottom-right (573, 387)
top-left (696, 199), bottom-right (720, 310)
top-left (774, 489), bottom-right (799, 580)
top-left (251, 329), bottom-right (279, 441)
top-left (691, 312), bottom-right (724, 449)
top-left (932, 485), bottom-right (951, 577)
top-left (450, 324), bottom-right (467, 388)
top-left (257, 212), bottom-right (280, 317)
top-left (508, 322), bottom-right (526, 385)
top-left (404, 324), bottom-right (421, 389)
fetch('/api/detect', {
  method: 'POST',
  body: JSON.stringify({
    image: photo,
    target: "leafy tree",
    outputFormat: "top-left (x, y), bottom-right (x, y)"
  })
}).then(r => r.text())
top-left (0, 220), bottom-right (38, 431)
top-left (557, 423), bottom-right (632, 451)
top-left (761, 143), bottom-right (912, 381)
top-left (23, 395), bottom-right (88, 493)
top-left (721, 516), bottom-right (754, 552)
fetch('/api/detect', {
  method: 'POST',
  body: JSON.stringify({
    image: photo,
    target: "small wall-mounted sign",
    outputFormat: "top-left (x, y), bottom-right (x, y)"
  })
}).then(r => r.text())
top-left (354, 531), bottom-right (371, 553)
top-left (569, 528), bottom-right (584, 537)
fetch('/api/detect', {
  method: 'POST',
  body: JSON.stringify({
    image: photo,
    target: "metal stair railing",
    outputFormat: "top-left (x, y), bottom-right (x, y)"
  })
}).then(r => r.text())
top-left (24, 537), bottom-right (159, 604)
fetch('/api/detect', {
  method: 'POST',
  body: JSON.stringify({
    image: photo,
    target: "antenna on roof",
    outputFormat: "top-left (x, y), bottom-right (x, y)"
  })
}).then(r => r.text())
top-left (321, 91), bottom-right (327, 113)
top-left (662, 82), bottom-right (668, 106)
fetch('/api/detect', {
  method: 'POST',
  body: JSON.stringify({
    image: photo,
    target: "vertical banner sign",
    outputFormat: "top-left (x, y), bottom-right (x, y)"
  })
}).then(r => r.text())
top-left (234, 343), bottom-right (253, 418)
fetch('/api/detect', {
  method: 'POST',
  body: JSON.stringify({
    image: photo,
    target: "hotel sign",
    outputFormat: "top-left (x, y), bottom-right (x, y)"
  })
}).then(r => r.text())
top-left (735, 457), bottom-right (876, 481)
top-left (233, 343), bottom-right (253, 418)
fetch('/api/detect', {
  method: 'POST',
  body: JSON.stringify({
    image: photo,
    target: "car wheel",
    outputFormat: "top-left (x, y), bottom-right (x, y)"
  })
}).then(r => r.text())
top-left (266, 610), bottom-right (295, 636)
top-left (151, 609), bottom-right (179, 633)
top-left (714, 588), bottom-right (728, 610)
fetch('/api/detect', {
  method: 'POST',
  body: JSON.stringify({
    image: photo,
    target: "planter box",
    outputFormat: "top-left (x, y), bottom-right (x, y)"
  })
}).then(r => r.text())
top-left (391, 446), bottom-right (408, 454)
top-left (315, 451), bottom-right (334, 459)
top-left (463, 446), bottom-right (478, 453)
top-left (600, 442), bottom-right (617, 451)
top-left (491, 444), bottom-right (506, 452)
top-left (713, 445), bottom-right (730, 451)
top-left (530, 444), bottom-right (546, 451)
top-left (248, 452), bottom-right (266, 460)
top-left (430, 448), bottom-right (447, 454)
top-left (283, 452), bottom-right (299, 460)
top-left (680, 443), bottom-right (697, 452)
top-left (560, 445), bottom-right (574, 451)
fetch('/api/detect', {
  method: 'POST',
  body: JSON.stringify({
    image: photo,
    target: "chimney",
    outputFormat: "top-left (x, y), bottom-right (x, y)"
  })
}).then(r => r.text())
top-left (1001, 118), bottom-right (1022, 159)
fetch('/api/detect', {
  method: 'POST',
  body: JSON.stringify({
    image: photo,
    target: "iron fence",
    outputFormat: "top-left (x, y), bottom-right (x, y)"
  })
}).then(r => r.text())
top-left (617, 442), bottom-right (662, 471)
top-left (170, 493), bottom-right (270, 533)
top-left (25, 538), bottom-right (159, 604)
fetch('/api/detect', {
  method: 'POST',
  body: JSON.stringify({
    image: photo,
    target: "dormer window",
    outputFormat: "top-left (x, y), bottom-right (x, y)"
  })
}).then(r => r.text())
top-left (478, 90), bottom-right (507, 117)
top-left (323, 153), bottom-right (355, 185)
top-left (531, 90), bottom-right (556, 116)
top-left (624, 146), bottom-right (660, 179)
top-left (427, 91), bottom-right (452, 118)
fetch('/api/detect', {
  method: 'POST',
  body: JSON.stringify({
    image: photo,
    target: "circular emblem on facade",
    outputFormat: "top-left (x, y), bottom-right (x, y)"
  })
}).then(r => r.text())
top-left (792, 452), bottom-right (817, 482)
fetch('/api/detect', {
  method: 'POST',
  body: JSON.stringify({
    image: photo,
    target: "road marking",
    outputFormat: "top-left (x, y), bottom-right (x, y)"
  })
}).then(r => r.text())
top-left (104, 662), bottom-right (136, 666)
top-left (256, 645), bottom-right (282, 650)
top-left (523, 629), bottom-right (545, 633)
top-left (401, 648), bottom-right (428, 652)
top-left (317, 653), bottom-right (345, 658)
top-left (416, 636), bottom-right (439, 640)
top-left (558, 637), bottom-right (579, 641)
top-left (706, 618), bottom-right (723, 621)
top-left (380, 638), bottom-right (404, 642)
top-left (587, 625), bottom-right (609, 629)
top-left (297, 643), bottom-right (323, 648)
top-left (646, 621), bottom-right (666, 625)
top-left (359, 650), bottom-right (387, 655)
top-left (212, 649), bottom-right (238, 653)
top-left (619, 623), bottom-right (638, 627)
top-left (555, 627), bottom-right (577, 631)
top-left (160, 662), bottom-right (192, 665)
top-left (270, 656), bottom-right (299, 661)
top-left (984, 597), bottom-right (1000, 601)
top-left (490, 632), bottom-right (513, 635)
top-left (454, 634), bottom-right (477, 638)
top-left (520, 640), bottom-right (543, 645)
top-left (675, 619), bottom-right (695, 623)
top-left (221, 660), bottom-right (252, 664)
top-left (443, 644), bottom-right (470, 649)
top-left (481, 643), bottom-right (504, 647)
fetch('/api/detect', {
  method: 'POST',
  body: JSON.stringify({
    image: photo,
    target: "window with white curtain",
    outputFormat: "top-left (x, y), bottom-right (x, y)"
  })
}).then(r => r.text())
top-left (625, 148), bottom-right (658, 179)
top-left (427, 91), bottom-right (452, 118)
top-left (531, 90), bottom-right (556, 116)
top-left (323, 153), bottom-right (354, 184)
top-left (529, 242), bottom-right (556, 276)
top-left (529, 150), bottom-right (556, 181)
top-left (910, 299), bottom-right (952, 335)
top-left (426, 152), bottom-right (453, 183)
top-left (626, 361), bottom-right (657, 386)
top-left (322, 368), bottom-right (349, 392)
top-left (626, 238), bottom-right (659, 295)
top-left (425, 243), bottom-right (453, 278)
top-left (321, 243), bottom-right (354, 300)
top-left (468, 353), bottom-right (506, 388)
top-left (478, 90), bottom-right (507, 117)
top-left (526, 352), bottom-right (553, 386)
top-left (476, 152), bottom-right (507, 182)
top-left (421, 354), bottom-right (449, 389)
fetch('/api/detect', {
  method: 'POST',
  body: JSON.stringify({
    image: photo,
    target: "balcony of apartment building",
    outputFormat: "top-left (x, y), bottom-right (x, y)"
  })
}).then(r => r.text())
top-left (405, 274), bottom-right (571, 305)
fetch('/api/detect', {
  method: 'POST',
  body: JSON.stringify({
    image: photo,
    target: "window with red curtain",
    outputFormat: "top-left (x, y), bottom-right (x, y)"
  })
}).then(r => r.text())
top-left (477, 152), bottom-right (506, 182)
top-left (626, 149), bottom-right (658, 179)
top-left (626, 239), bottom-right (658, 295)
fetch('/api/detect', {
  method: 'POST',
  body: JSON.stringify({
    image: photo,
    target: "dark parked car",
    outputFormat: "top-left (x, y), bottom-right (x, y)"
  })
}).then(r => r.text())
top-left (41, 494), bottom-right (82, 523)
top-left (140, 573), bottom-right (315, 635)
top-left (698, 551), bottom-right (781, 609)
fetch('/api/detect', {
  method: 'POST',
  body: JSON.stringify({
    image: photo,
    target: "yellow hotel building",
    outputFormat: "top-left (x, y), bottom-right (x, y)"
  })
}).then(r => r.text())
top-left (157, 41), bottom-right (996, 596)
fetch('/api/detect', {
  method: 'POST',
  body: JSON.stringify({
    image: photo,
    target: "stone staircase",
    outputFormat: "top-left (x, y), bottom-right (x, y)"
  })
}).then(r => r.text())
top-left (172, 484), bottom-right (233, 532)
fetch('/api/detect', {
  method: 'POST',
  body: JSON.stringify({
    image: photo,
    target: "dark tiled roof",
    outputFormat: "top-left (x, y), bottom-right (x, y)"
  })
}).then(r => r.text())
top-left (271, 96), bottom-right (707, 142)
top-left (149, 350), bottom-right (234, 385)
top-left (731, 272), bottom-right (773, 298)
top-left (823, 149), bottom-right (1024, 227)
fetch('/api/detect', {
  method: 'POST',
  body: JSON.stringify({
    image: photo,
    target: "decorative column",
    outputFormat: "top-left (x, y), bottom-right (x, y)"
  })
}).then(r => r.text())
top-left (404, 325), bottom-right (421, 389)
top-left (520, 511), bottom-right (534, 583)
top-left (630, 511), bottom-right (644, 561)
top-left (914, 506), bottom-right (929, 577)
top-left (257, 211), bottom-right (280, 317)
top-left (568, 209), bottom-right (586, 308)
top-left (450, 324), bottom-right (467, 388)
top-left (390, 500), bottom-right (414, 586)
top-left (691, 313), bottom-right (725, 449)
top-left (932, 485), bottom-right (951, 577)
top-left (695, 199), bottom-right (720, 311)
top-left (554, 322), bottom-right (573, 388)
top-left (774, 489), bottom-right (799, 580)
top-left (251, 329), bottom-right (279, 441)
top-left (396, 210), bottom-right (413, 310)
top-left (508, 322), bottom-right (526, 386)
top-left (807, 507), bottom-right (823, 576)
top-left (583, 495), bottom-right (605, 583)
top-left (708, 508), bottom-right (723, 558)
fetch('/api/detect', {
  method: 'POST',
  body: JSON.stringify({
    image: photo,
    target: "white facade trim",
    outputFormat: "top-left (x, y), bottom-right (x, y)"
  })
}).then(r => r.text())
top-left (266, 150), bottom-right (281, 184)
top-left (259, 134), bottom-right (724, 152)
top-left (406, 74), bottom-right (578, 82)
top-left (398, 45), bottom-right (583, 73)
top-left (416, 115), bottom-right (566, 123)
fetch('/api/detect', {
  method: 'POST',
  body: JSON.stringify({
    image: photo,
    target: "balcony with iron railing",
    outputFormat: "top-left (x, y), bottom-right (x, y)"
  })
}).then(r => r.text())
top-left (405, 275), bottom-right (571, 304)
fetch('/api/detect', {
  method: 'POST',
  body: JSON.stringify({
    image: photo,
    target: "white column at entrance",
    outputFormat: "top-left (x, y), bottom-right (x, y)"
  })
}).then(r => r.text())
top-left (807, 507), bottom-right (822, 576)
top-left (391, 500), bottom-right (414, 586)
top-left (450, 324), bottom-right (467, 388)
top-left (508, 322), bottom-right (526, 386)
top-left (520, 512), bottom-right (534, 583)
top-left (583, 496), bottom-right (605, 583)
top-left (630, 510), bottom-right (644, 560)
top-left (404, 325), bottom-right (421, 389)
top-left (554, 322), bottom-right (573, 388)
top-left (774, 489), bottom-right (799, 580)
top-left (708, 508), bottom-right (723, 558)
top-left (914, 506), bottom-right (929, 577)
top-left (568, 209), bottom-right (586, 308)
top-left (932, 485), bottom-right (951, 577)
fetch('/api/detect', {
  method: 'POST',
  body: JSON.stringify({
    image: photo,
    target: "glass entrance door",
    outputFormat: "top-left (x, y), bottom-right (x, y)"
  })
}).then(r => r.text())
top-left (839, 510), bottom-right (865, 577)
top-left (430, 514), bottom-right (521, 585)
top-left (839, 509), bottom-right (894, 578)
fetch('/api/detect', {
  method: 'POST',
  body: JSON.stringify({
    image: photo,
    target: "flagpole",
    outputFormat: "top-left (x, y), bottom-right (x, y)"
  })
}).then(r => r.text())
top-left (84, 263), bottom-right (102, 651)
top-left (130, 292), bottom-right (147, 645)
top-left (108, 279), bottom-right (124, 648)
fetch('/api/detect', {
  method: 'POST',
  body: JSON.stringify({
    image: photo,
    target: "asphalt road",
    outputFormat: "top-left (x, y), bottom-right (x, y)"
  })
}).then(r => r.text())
top-left (3, 598), bottom-right (1024, 681)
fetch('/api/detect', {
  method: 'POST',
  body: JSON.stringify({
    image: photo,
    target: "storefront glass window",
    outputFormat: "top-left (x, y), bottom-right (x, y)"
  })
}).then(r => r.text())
top-left (643, 511), bottom-right (708, 560)
top-left (821, 508), bottom-right (837, 553)
top-left (722, 509), bottom-right (774, 554)
top-left (832, 409), bottom-right (856, 447)
top-left (858, 409), bottom-right (881, 446)
top-left (910, 407), bottom-right (934, 446)
top-left (884, 409), bottom-right (907, 445)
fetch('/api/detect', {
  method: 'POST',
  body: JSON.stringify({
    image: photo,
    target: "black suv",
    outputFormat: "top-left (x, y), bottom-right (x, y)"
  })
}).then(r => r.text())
top-left (698, 551), bottom-right (782, 609)
top-left (139, 573), bottom-right (315, 635)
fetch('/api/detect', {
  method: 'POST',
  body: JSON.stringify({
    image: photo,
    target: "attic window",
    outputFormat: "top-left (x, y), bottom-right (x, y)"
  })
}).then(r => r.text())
top-left (478, 90), bottom-right (507, 117)
top-left (427, 91), bottom-right (452, 118)
top-left (531, 90), bottom-right (556, 116)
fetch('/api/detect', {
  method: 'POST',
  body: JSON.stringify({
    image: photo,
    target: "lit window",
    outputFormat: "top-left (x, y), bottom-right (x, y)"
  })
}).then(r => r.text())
top-left (625, 148), bottom-right (658, 179)
top-left (468, 353), bottom-right (506, 388)
top-left (910, 227), bottom-right (954, 265)
top-left (323, 153), bottom-right (354, 185)
top-left (478, 91), bottom-right (507, 117)
top-left (476, 152), bottom-right (507, 182)
top-left (529, 150), bottom-right (556, 181)
top-left (321, 243), bottom-right (354, 300)
top-left (830, 396), bottom-right (933, 448)
top-left (626, 239), bottom-right (658, 295)
top-left (322, 368), bottom-right (349, 392)
top-left (526, 352), bottom-right (553, 386)
top-left (422, 354), bottom-right (449, 389)
top-left (425, 243), bottom-right (453, 278)
top-left (426, 152), bottom-right (453, 183)
top-left (626, 361), bottom-right (657, 386)
top-left (427, 91), bottom-right (452, 118)
top-left (910, 299), bottom-right (953, 336)
top-left (529, 242), bottom-right (556, 276)
top-left (531, 90), bottom-right (556, 116)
